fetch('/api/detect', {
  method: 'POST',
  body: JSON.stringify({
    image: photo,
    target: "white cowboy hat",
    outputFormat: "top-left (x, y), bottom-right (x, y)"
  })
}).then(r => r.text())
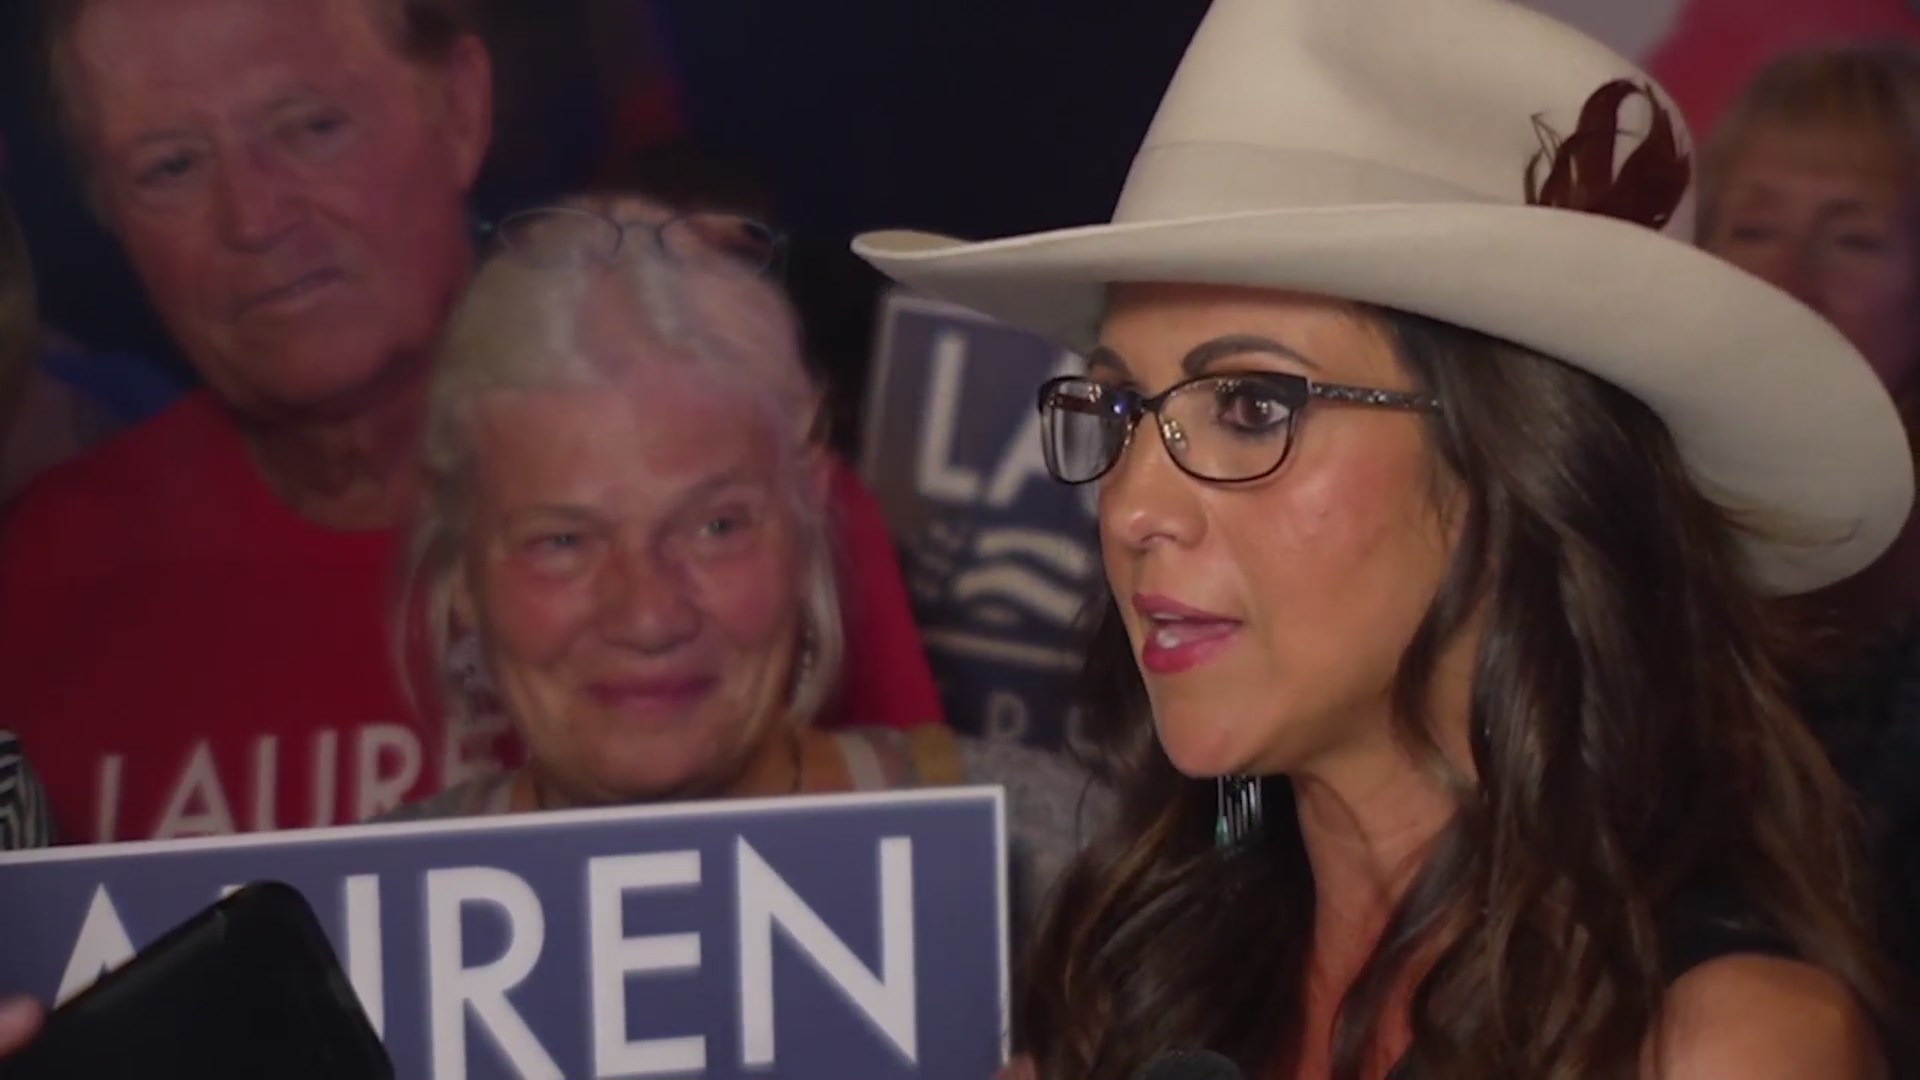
top-left (852, 0), bottom-right (1914, 595)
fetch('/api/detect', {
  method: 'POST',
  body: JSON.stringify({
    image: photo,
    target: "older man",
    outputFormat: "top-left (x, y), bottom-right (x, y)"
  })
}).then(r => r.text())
top-left (0, 0), bottom-right (941, 845)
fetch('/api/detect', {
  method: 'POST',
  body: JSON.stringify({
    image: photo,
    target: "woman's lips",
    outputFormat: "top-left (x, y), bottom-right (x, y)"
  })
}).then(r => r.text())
top-left (1133, 593), bottom-right (1243, 675)
top-left (585, 676), bottom-right (717, 716)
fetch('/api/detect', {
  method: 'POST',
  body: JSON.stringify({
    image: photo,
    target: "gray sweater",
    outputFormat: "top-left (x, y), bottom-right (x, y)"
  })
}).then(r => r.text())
top-left (382, 727), bottom-right (1111, 938)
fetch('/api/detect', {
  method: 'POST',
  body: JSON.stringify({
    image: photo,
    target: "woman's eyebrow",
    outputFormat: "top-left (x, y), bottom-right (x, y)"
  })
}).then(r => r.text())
top-left (1180, 334), bottom-right (1321, 376)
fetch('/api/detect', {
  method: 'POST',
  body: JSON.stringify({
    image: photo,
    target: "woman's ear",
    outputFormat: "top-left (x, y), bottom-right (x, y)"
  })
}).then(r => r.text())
top-left (801, 438), bottom-right (834, 513)
top-left (800, 391), bottom-right (836, 510)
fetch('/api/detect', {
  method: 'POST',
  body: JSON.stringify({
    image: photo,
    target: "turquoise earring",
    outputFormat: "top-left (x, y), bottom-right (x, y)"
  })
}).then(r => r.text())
top-left (1215, 775), bottom-right (1263, 850)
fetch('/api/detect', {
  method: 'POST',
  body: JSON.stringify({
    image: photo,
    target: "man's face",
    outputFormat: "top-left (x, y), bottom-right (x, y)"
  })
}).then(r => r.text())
top-left (67, 0), bottom-right (491, 419)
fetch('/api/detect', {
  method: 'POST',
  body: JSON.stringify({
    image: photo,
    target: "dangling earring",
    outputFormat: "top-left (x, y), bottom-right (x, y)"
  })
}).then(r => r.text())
top-left (1215, 775), bottom-right (1263, 851)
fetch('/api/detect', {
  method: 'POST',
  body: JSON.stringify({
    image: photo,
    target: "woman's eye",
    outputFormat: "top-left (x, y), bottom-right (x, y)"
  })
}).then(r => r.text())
top-left (515, 531), bottom-right (591, 568)
top-left (681, 503), bottom-right (764, 556)
top-left (697, 507), bottom-right (761, 542)
top-left (1212, 382), bottom-right (1293, 436)
top-left (1833, 233), bottom-right (1890, 255)
top-left (1724, 223), bottom-right (1776, 244)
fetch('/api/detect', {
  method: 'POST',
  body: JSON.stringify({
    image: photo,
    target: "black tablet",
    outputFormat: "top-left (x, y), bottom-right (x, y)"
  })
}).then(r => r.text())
top-left (0, 880), bottom-right (392, 1080)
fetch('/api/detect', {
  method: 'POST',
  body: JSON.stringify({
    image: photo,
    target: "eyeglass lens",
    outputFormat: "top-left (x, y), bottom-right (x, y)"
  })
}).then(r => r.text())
top-left (659, 213), bottom-right (782, 272)
top-left (494, 207), bottom-right (780, 275)
top-left (495, 207), bottom-right (622, 269)
top-left (1041, 375), bottom-right (1302, 484)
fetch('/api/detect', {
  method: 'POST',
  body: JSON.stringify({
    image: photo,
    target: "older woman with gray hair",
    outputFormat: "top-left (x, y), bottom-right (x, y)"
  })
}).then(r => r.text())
top-left (382, 195), bottom-right (1105, 933)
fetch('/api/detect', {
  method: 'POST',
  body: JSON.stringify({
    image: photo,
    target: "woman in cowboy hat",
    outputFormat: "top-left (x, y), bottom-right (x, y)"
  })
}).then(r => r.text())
top-left (856, 0), bottom-right (1911, 1077)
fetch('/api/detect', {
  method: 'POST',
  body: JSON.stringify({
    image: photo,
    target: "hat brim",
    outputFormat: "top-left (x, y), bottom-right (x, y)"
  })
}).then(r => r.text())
top-left (854, 203), bottom-right (1913, 595)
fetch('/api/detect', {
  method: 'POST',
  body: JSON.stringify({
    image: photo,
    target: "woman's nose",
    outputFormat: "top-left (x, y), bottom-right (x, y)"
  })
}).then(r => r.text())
top-left (593, 544), bottom-right (701, 653)
top-left (1098, 416), bottom-right (1206, 554)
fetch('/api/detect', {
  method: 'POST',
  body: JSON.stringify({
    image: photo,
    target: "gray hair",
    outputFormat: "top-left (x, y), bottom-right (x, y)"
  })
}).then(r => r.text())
top-left (37, 0), bottom-right (477, 176)
top-left (398, 211), bottom-right (845, 738)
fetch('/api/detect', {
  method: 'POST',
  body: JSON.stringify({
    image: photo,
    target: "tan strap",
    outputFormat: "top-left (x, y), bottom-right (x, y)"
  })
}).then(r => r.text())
top-left (832, 732), bottom-right (891, 791)
top-left (903, 725), bottom-right (965, 787)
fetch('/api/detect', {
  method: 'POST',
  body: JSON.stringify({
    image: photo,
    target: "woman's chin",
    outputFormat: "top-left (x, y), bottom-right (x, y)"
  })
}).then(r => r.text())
top-left (587, 774), bottom-right (701, 806)
top-left (1153, 716), bottom-right (1254, 779)
top-left (574, 750), bottom-right (714, 805)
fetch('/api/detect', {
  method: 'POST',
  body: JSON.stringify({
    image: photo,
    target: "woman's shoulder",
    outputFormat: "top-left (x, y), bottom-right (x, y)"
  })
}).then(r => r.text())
top-left (953, 735), bottom-right (1113, 824)
top-left (1648, 955), bottom-right (1886, 1080)
top-left (823, 726), bottom-right (1111, 934)
top-left (822, 725), bottom-right (1112, 834)
top-left (816, 726), bottom-right (959, 790)
top-left (821, 725), bottom-right (1106, 807)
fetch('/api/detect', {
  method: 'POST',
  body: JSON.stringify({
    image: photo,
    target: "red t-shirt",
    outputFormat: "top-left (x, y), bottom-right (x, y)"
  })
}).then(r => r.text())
top-left (0, 393), bottom-right (941, 845)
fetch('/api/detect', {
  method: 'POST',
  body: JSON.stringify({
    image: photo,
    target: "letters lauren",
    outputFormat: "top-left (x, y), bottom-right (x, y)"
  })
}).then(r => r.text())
top-left (57, 838), bottom-right (926, 1078)
top-left (88, 720), bottom-right (508, 843)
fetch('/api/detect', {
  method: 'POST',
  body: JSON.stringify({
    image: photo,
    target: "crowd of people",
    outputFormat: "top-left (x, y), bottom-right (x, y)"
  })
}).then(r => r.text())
top-left (3, 0), bottom-right (1919, 1075)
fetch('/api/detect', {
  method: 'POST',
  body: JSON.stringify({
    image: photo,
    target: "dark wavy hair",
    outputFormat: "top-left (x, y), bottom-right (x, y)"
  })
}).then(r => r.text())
top-left (1015, 307), bottom-right (1908, 1080)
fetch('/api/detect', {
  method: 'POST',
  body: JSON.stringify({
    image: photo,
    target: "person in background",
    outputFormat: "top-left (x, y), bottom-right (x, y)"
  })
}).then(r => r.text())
top-left (0, 182), bottom-right (56, 888)
top-left (0, 733), bottom-right (53, 850)
top-left (1644, 0), bottom-right (1920, 138)
top-left (853, 0), bottom-right (1911, 1075)
top-left (0, 189), bottom-right (68, 500)
top-left (383, 196), bottom-right (1104, 935)
top-left (1697, 40), bottom-right (1920, 981)
top-left (0, 0), bottom-right (940, 847)
top-left (0, 181), bottom-right (180, 502)
top-left (595, 138), bottom-right (940, 720)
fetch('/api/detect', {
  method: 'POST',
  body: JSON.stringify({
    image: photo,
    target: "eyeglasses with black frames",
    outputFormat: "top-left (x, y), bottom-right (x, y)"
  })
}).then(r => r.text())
top-left (478, 205), bottom-right (787, 278)
top-left (1036, 370), bottom-right (1441, 485)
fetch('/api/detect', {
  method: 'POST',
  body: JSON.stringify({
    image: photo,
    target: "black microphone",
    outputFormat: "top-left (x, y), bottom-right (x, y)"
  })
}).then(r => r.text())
top-left (1137, 1050), bottom-right (1245, 1080)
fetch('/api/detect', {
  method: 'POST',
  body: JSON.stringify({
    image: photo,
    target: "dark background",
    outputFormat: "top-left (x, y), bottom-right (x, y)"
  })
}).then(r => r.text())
top-left (0, 0), bottom-right (1210, 453)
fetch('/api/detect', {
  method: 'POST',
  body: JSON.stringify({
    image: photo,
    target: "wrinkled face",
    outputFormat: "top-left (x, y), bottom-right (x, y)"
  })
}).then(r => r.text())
top-left (1705, 125), bottom-right (1920, 397)
top-left (460, 366), bottom-right (819, 805)
top-left (1093, 284), bottom-right (1457, 780)
top-left (67, 0), bottom-right (490, 417)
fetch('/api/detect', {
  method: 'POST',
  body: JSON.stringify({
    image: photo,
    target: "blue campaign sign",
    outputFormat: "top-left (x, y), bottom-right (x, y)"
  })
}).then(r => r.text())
top-left (861, 290), bottom-right (1103, 752)
top-left (0, 788), bottom-right (1008, 1080)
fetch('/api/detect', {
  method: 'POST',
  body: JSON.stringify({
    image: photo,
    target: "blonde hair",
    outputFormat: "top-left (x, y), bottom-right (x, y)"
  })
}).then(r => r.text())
top-left (1698, 40), bottom-right (1920, 241)
top-left (397, 210), bottom-right (845, 743)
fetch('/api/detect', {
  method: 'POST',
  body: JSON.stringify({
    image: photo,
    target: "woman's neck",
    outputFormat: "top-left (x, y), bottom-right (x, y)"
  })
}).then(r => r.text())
top-left (514, 724), bottom-right (812, 812)
top-left (1285, 620), bottom-right (1482, 1078)
top-left (1295, 676), bottom-right (1475, 954)
top-left (1295, 764), bottom-right (1455, 963)
top-left (1284, 749), bottom-right (1462, 1080)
